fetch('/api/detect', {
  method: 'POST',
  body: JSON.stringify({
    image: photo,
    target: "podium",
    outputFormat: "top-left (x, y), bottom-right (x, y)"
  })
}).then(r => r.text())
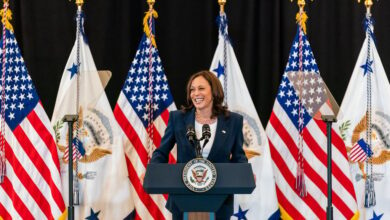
top-left (143, 163), bottom-right (255, 219)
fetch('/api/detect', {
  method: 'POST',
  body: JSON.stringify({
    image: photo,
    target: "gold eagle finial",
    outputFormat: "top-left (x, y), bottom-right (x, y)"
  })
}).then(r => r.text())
top-left (68, 0), bottom-right (84, 7)
top-left (218, 0), bottom-right (226, 13)
top-left (147, 0), bottom-right (155, 10)
top-left (357, 0), bottom-right (375, 14)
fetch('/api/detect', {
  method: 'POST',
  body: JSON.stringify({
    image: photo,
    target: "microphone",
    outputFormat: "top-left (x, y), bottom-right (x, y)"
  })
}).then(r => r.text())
top-left (186, 125), bottom-right (196, 145)
top-left (201, 124), bottom-right (211, 143)
top-left (201, 124), bottom-right (211, 152)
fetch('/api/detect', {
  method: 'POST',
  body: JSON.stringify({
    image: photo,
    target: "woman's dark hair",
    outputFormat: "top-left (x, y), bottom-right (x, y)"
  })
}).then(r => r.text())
top-left (181, 70), bottom-right (229, 117)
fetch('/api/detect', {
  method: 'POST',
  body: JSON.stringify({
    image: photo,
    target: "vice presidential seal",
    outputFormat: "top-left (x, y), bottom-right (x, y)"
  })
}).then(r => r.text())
top-left (182, 158), bottom-right (217, 193)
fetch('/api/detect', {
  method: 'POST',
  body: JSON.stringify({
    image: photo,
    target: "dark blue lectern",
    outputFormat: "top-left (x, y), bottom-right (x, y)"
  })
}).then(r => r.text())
top-left (143, 163), bottom-right (255, 218)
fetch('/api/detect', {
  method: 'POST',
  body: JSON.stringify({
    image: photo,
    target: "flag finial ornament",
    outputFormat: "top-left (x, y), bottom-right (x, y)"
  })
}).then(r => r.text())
top-left (147, 0), bottom-right (155, 10)
top-left (218, 0), bottom-right (226, 13)
top-left (358, 0), bottom-right (374, 13)
top-left (290, 0), bottom-right (314, 9)
top-left (297, 0), bottom-right (306, 9)
top-left (75, 0), bottom-right (83, 7)
top-left (69, 0), bottom-right (84, 7)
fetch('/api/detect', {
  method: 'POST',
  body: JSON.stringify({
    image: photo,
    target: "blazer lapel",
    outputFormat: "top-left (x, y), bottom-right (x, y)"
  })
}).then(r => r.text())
top-left (183, 108), bottom-right (196, 129)
top-left (207, 114), bottom-right (228, 160)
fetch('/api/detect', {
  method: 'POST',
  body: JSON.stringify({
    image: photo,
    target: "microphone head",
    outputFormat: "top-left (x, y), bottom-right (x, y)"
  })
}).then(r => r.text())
top-left (202, 124), bottom-right (211, 140)
top-left (186, 125), bottom-right (195, 143)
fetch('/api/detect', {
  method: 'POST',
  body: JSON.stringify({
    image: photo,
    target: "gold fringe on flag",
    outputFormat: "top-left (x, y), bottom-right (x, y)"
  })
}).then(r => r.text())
top-left (143, 9), bottom-right (158, 48)
top-left (296, 11), bottom-right (308, 34)
top-left (351, 211), bottom-right (360, 220)
top-left (0, 3), bottom-right (13, 33)
top-left (58, 210), bottom-right (67, 220)
top-left (279, 204), bottom-right (293, 220)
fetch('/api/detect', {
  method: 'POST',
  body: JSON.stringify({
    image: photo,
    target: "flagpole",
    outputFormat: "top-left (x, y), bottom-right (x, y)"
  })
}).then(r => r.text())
top-left (357, 0), bottom-right (378, 209)
top-left (292, 0), bottom-right (311, 199)
top-left (73, 0), bottom-right (84, 207)
top-left (294, 1), bottom-right (337, 218)
top-left (66, 1), bottom-right (84, 219)
top-left (0, 0), bottom-right (10, 185)
top-left (291, 1), bottom-right (337, 219)
top-left (145, 0), bottom-right (155, 161)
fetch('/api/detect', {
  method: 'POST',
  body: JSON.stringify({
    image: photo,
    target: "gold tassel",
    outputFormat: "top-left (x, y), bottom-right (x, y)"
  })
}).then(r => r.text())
top-left (143, 9), bottom-right (158, 48)
top-left (0, 6), bottom-right (13, 33)
top-left (296, 11), bottom-right (308, 34)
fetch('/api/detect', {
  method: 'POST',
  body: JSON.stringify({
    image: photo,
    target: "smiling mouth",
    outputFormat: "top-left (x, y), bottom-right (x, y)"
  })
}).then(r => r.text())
top-left (193, 98), bottom-right (204, 104)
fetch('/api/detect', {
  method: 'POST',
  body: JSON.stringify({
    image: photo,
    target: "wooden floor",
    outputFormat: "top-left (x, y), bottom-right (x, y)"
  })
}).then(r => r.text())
top-left (184, 212), bottom-right (215, 220)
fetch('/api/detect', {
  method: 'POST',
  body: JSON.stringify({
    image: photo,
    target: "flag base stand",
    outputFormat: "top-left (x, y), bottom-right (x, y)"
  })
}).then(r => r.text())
top-left (63, 114), bottom-right (78, 220)
top-left (322, 115), bottom-right (337, 220)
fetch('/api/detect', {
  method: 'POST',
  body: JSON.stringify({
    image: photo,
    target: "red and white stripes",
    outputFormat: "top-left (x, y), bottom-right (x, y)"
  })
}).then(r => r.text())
top-left (0, 103), bottom-right (65, 219)
top-left (266, 100), bottom-right (357, 219)
top-left (115, 92), bottom-right (175, 220)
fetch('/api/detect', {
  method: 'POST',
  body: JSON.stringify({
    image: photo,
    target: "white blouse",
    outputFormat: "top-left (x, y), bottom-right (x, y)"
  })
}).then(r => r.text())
top-left (194, 120), bottom-right (218, 158)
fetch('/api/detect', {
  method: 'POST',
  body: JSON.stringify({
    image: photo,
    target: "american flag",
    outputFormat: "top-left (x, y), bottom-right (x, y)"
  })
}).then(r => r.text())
top-left (114, 14), bottom-right (176, 220)
top-left (265, 26), bottom-right (358, 219)
top-left (62, 138), bottom-right (84, 162)
top-left (349, 138), bottom-right (372, 162)
top-left (0, 29), bottom-right (65, 218)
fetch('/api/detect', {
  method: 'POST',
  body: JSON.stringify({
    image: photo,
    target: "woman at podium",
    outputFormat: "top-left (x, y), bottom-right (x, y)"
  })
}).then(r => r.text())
top-left (150, 70), bottom-right (248, 220)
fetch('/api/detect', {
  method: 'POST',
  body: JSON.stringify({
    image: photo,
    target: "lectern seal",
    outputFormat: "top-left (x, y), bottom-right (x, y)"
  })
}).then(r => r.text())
top-left (182, 158), bottom-right (217, 193)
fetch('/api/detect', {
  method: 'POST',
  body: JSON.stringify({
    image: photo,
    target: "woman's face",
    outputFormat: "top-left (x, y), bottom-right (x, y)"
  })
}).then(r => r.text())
top-left (190, 76), bottom-right (213, 112)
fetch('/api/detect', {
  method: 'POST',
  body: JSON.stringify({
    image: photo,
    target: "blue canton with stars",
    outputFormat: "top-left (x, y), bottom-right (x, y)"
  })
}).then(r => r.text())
top-left (0, 30), bottom-right (39, 130)
top-left (122, 18), bottom-right (174, 128)
top-left (277, 27), bottom-right (320, 130)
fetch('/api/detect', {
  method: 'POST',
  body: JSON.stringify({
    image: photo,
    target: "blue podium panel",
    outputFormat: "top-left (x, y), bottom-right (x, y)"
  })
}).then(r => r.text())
top-left (143, 163), bottom-right (255, 194)
top-left (143, 163), bottom-right (255, 213)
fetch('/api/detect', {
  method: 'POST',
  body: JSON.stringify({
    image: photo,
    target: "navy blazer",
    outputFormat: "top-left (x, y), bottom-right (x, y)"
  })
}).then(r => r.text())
top-left (150, 108), bottom-right (247, 218)
top-left (151, 108), bottom-right (247, 164)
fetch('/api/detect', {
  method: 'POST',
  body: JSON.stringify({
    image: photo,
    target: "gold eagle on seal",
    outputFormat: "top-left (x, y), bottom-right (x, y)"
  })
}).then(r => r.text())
top-left (54, 107), bottom-right (112, 169)
top-left (346, 112), bottom-right (390, 178)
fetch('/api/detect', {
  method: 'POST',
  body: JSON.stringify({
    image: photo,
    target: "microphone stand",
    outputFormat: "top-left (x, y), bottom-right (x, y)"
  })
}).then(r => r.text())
top-left (195, 139), bottom-right (202, 158)
top-left (63, 114), bottom-right (78, 220)
top-left (196, 136), bottom-right (210, 159)
top-left (187, 125), bottom-right (210, 159)
top-left (321, 115), bottom-right (337, 220)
